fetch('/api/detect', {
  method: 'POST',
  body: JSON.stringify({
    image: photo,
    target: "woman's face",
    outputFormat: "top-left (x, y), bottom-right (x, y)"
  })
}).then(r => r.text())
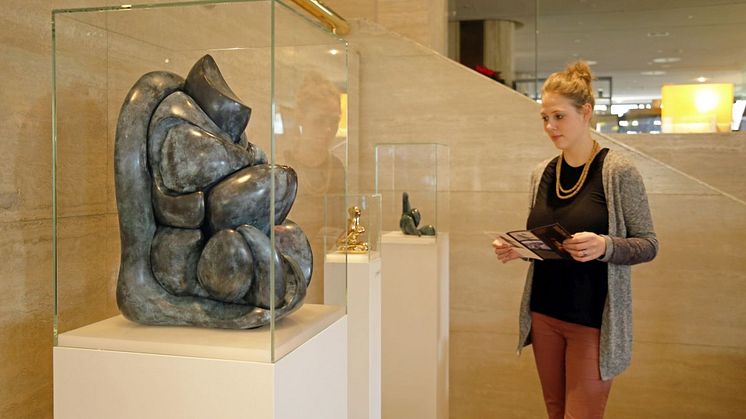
top-left (540, 92), bottom-right (591, 151)
top-left (298, 96), bottom-right (341, 148)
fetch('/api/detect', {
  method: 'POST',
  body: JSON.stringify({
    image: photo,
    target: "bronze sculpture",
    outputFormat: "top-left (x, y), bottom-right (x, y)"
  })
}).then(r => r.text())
top-left (115, 55), bottom-right (311, 329)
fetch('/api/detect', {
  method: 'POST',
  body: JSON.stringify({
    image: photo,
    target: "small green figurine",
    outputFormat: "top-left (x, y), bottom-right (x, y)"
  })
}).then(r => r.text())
top-left (399, 192), bottom-right (436, 236)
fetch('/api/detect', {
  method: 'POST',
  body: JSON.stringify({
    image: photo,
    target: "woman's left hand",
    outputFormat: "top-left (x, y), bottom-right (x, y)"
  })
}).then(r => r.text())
top-left (563, 232), bottom-right (606, 262)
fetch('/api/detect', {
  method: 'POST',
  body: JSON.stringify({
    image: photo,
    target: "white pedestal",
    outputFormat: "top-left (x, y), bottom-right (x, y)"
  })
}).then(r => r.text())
top-left (325, 252), bottom-right (382, 419)
top-left (54, 305), bottom-right (347, 419)
top-left (380, 231), bottom-right (449, 419)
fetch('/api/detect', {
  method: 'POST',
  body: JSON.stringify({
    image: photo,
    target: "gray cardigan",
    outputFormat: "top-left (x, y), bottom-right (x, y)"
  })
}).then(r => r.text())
top-left (517, 149), bottom-right (659, 380)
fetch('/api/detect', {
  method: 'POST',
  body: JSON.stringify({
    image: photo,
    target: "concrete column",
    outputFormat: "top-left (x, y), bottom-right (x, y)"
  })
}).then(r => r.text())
top-left (483, 19), bottom-right (515, 85)
top-left (447, 20), bottom-right (460, 61)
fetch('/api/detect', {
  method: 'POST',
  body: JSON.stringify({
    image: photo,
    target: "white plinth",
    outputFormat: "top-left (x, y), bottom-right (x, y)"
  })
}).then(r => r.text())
top-left (325, 252), bottom-right (382, 419)
top-left (380, 231), bottom-right (449, 419)
top-left (54, 305), bottom-right (347, 419)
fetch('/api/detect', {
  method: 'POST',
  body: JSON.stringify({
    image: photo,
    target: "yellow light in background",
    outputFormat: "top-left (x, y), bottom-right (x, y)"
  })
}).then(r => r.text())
top-left (661, 83), bottom-right (733, 133)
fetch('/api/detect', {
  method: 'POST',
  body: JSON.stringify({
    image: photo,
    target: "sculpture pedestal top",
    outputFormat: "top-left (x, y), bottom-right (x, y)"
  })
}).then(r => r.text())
top-left (57, 304), bottom-right (345, 363)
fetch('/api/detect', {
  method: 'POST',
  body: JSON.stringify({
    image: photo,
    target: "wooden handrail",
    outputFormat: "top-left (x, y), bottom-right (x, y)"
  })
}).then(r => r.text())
top-left (290, 0), bottom-right (350, 36)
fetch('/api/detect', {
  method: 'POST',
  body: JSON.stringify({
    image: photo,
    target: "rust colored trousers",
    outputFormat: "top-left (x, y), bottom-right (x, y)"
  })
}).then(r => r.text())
top-left (530, 312), bottom-right (613, 419)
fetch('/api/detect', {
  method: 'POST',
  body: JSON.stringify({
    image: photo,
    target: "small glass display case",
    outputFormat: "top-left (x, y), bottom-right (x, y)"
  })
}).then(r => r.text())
top-left (374, 143), bottom-right (450, 236)
top-left (52, 0), bottom-right (350, 363)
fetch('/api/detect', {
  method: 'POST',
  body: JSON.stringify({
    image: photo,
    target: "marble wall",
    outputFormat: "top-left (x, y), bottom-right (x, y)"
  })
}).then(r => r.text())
top-left (2, 2), bottom-right (56, 417)
top-left (609, 133), bottom-right (746, 203)
top-left (325, 0), bottom-right (447, 55)
top-left (1, 1), bottom-right (744, 418)
top-left (0, 1), bottom-right (348, 417)
top-left (345, 21), bottom-right (746, 419)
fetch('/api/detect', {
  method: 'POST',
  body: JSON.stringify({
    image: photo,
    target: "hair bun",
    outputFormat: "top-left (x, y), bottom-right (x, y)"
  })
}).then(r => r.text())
top-left (566, 60), bottom-right (593, 85)
top-left (542, 60), bottom-right (596, 109)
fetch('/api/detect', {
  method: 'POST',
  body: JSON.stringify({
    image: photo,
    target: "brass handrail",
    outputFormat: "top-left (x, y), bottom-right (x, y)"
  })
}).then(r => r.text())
top-left (290, 0), bottom-right (350, 36)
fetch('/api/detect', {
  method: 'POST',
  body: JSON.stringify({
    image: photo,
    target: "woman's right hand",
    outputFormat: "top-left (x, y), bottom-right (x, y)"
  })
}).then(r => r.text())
top-left (492, 238), bottom-right (522, 264)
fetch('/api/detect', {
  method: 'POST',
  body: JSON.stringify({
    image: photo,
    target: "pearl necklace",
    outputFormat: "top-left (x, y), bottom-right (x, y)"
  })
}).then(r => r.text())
top-left (555, 140), bottom-right (600, 200)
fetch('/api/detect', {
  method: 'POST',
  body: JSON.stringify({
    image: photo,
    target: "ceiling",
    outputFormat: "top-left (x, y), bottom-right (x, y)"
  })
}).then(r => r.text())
top-left (450, 0), bottom-right (746, 103)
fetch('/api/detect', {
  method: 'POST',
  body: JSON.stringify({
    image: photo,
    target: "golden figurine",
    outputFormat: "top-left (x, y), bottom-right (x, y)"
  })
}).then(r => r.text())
top-left (336, 206), bottom-right (370, 253)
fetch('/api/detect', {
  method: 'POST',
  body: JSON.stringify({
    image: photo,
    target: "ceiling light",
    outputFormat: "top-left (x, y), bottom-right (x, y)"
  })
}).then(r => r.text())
top-left (329, 49), bottom-right (339, 55)
top-left (652, 57), bottom-right (680, 64)
top-left (647, 31), bottom-right (670, 38)
top-left (586, 60), bottom-right (597, 66)
top-left (696, 76), bottom-right (707, 83)
top-left (641, 71), bottom-right (666, 76)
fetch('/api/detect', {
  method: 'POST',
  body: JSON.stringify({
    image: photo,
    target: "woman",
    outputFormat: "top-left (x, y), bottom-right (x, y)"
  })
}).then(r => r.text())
top-left (492, 61), bottom-right (658, 419)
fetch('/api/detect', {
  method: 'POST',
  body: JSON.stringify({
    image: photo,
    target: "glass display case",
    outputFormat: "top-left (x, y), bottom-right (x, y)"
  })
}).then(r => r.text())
top-left (374, 143), bottom-right (450, 236)
top-left (52, 0), bottom-right (349, 363)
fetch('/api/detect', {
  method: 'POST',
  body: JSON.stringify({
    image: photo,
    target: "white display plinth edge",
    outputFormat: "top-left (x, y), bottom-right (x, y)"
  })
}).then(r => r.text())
top-left (57, 304), bottom-right (344, 362)
top-left (325, 252), bottom-right (382, 419)
top-left (54, 306), bottom-right (347, 419)
top-left (380, 231), bottom-right (449, 419)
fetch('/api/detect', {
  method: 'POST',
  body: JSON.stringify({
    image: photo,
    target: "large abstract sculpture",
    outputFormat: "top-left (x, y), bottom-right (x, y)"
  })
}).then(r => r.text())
top-left (399, 192), bottom-right (436, 236)
top-left (115, 55), bottom-right (311, 329)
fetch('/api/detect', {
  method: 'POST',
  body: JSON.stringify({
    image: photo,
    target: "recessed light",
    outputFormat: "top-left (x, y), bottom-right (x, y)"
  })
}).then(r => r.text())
top-left (652, 57), bottom-right (681, 64)
top-left (647, 31), bottom-right (670, 38)
top-left (329, 49), bottom-right (339, 55)
top-left (696, 76), bottom-right (707, 83)
top-left (641, 71), bottom-right (666, 76)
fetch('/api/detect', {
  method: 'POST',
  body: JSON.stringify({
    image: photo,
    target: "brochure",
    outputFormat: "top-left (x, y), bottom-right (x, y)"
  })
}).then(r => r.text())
top-left (496, 223), bottom-right (573, 260)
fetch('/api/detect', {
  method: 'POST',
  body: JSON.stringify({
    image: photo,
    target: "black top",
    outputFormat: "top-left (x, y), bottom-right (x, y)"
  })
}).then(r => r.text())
top-left (527, 148), bottom-right (609, 328)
